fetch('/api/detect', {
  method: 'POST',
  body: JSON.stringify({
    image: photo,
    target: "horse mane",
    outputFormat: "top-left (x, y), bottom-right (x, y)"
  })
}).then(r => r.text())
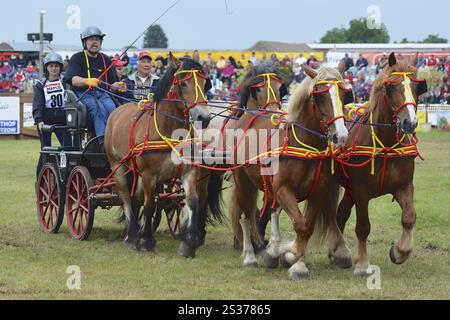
top-left (153, 57), bottom-right (204, 104)
top-left (366, 59), bottom-right (417, 112)
top-left (238, 61), bottom-right (284, 109)
top-left (287, 65), bottom-right (344, 121)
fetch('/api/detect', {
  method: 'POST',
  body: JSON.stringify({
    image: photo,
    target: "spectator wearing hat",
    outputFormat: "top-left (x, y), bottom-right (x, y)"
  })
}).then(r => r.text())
top-left (122, 51), bottom-right (159, 100)
top-left (112, 58), bottom-right (128, 81)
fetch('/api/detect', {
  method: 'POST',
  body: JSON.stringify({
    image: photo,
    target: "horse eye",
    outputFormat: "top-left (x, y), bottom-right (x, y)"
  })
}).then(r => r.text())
top-left (180, 82), bottom-right (188, 89)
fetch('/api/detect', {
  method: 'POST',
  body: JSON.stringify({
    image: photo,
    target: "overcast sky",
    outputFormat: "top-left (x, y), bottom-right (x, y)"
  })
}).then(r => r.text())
top-left (2, 0), bottom-right (449, 50)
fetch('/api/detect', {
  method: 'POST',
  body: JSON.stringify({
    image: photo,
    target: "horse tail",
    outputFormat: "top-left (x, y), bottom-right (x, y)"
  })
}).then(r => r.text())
top-left (229, 184), bottom-right (262, 248)
top-left (308, 183), bottom-right (340, 248)
top-left (205, 172), bottom-right (226, 224)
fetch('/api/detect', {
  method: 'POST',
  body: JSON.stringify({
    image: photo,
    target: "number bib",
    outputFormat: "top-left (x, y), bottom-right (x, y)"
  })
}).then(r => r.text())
top-left (44, 80), bottom-right (65, 108)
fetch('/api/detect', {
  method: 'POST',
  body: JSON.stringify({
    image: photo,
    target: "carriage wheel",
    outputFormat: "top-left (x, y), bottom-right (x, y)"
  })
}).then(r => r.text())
top-left (166, 206), bottom-right (181, 239)
top-left (36, 163), bottom-right (65, 233)
top-left (66, 166), bottom-right (95, 240)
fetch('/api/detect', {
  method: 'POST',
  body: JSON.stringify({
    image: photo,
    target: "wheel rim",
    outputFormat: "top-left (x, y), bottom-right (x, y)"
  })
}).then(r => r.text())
top-left (37, 165), bottom-right (60, 232)
top-left (66, 169), bottom-right (90, 239)
top-left (167, 207), bottom-right (181, 238)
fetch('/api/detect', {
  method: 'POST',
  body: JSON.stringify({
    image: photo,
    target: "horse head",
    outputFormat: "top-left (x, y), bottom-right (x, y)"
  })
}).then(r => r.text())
top-left (379, 52), bottom-right (428, 134)
top-left (238, 61), bottom-right (288, 112)
top-left (301, 60), bottom-right (353, 148)
top-left (165, 52), bottom-right (212, 129)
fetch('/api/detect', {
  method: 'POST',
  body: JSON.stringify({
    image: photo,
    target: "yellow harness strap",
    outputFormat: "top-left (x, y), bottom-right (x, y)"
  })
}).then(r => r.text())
top-left (174, 69), bottom-right (208, 103)
top-left (315, 80), bottom-right (346, 118)
top-left (391, 72), bottom-right (416, 105)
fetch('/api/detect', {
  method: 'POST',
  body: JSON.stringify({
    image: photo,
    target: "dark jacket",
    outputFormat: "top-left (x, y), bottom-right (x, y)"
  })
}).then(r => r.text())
top-left (32, 78), bottom-right (67, 125)
top-left (121, 72), bottom-right (159, 101)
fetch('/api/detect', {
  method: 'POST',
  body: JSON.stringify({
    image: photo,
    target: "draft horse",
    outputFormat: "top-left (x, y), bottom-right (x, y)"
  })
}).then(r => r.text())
top-left (105, 53), bottom-right (214, 257)
top-left (215, 62), bottom-right (354, 280)
top-left (335, 52), bottom-right (428, 276)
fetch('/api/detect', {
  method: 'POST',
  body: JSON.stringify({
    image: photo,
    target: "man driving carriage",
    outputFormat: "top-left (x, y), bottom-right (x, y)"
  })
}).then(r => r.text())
top-left (64, 26), bottom-right (126, 142)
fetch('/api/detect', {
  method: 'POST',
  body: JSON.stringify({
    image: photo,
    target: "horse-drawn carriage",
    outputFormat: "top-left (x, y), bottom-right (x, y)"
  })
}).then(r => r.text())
top-left (35, 89), bottom-right (182, 240)
top-left (35, 52), bottom-right (427, 279)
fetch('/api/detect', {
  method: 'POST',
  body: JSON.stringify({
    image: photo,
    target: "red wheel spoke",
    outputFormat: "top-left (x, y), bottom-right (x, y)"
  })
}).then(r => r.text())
top-left (48, 206), bottom-right (54, 228)
top-left (174, 212), bottom-right (180, 231)
top-left (77, 213), bottom-right (82, 234)
top-left (72, 207), bottom-right (79, 228)
top-left (78, 203), bottom-right (89, 213)
top-left (68, 206), bottom-right (78, 214)
top-left (68, 193), bottom-right (78, 203)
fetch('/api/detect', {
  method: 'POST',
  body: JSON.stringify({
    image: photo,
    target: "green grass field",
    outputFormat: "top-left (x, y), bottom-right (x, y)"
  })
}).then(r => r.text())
top-left (0, 131), bottom-right (449, 299)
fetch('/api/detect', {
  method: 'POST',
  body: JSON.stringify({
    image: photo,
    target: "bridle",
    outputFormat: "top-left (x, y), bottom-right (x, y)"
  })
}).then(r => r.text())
top-left (168, 68), bottom-right (210, 117)
top-left (311, 80), bottom-right (353, 134)
top-left (382, 72), bottom-right (425, 126)
top-left (248, 73), bottom-right (284, 109)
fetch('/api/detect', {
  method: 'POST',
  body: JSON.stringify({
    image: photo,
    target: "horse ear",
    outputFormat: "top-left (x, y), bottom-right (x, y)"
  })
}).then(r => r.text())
top-left (204, 78), bottom-right (212, 92)
top-left (280, 83), bottom-right (288, 98)
top-left (388, 52), bottom-right (397, 67)
top-left (344, 90), bottom-right (355, 105)
top-left (302, 64), bottom-right (317, 79)
top-left (337, 58), bottom-right (346, 75)
top-left (411, 52), bottom-right (419, 66)
top-left (168, 52), bottom-right (181, 69)
top-left (417, 80), bottom-right (428, 97)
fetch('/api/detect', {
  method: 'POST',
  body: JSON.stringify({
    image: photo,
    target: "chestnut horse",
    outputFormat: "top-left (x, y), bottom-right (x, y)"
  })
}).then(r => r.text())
top-left (335, 53), bottom-right (428, 276)
top-left (211, 62), bottom-right (354, 280)
top-left (105, 53), bottom-right (214, 257)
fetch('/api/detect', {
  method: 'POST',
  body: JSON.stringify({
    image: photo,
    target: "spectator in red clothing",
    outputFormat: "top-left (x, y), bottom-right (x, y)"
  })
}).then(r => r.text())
top-left (2, 77), bottom-right (13, 92)
top-left (442, 56), bottom-right (450, 76)
top-left (427, 55), bottom-right (438, 67)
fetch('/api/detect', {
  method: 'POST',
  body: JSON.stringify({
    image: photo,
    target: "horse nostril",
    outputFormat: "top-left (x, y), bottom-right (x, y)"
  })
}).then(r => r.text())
top-left (332, 133), bottom-right (338, 144)
top-left (402, 118), bottom-right (411, 128)
top-left (197, 113), bottom-right (211, 129)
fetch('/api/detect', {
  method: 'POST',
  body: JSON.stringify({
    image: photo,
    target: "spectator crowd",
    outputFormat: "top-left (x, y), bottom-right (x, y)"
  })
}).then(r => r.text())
top-left (2, 50), bottom-right (450, 105)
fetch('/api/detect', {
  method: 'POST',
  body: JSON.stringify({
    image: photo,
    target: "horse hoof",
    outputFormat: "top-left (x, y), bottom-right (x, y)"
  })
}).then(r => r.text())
top-left (243, 261), bottom-right (258, 268)
top-left (288, 263), bottom-right (309, 281)
top-left (330, 255), bottom-right (353, 269)
top-left (263, 253), bottom-right (279, 269)
top-left (389, 245), bottom-right (409, 264)
top-left (178, 241), bottom-right (196, 258)
top-left (354, 266), bottom-right (371, 277)
top-left (279, 252), bottom-right (296, 268)
top-left (253, 243), bottom-right (267, 256)
top-left (136, 238), bottom-right (155, 252)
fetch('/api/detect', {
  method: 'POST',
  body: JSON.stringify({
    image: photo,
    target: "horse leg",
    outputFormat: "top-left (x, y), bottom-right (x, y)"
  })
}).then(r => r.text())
top-left (136, 172), bottom-right (157, 251)
top-left (114, 166), bottom-right (140, 244)
top-left (263, 207), bottom-right (282, 269)
top-left (353, 196), bottom-right (371, 276)
top-left (390, 183), bottom-right (416, 264)
top-left (276, 186), bottom-right (313, 280)
top-left (196, 182), bottom-right (208, 248)
top-left (256, 196), bottom-right (272, 243)
top-left (337, 196), bottom-right (354, 234)
top-left (324, 186), bottom-right (352, 269)
top-left (232, 171), bottom-right (260, 267)
top-left (178, 169), bottom-right (201, 258)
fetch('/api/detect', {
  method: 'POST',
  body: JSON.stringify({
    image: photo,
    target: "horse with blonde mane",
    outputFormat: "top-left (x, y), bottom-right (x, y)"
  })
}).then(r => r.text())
top-left (210, 61), bottom-right (355, 280)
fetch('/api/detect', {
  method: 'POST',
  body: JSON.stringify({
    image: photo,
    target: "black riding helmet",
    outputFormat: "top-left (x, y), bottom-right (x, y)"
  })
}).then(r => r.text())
top-left (80, 26), bottom-right (106, 49)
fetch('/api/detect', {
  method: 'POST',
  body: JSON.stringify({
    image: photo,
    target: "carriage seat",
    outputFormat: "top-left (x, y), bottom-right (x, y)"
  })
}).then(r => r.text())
top-left (64, 90), bottom-right (94, 132)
